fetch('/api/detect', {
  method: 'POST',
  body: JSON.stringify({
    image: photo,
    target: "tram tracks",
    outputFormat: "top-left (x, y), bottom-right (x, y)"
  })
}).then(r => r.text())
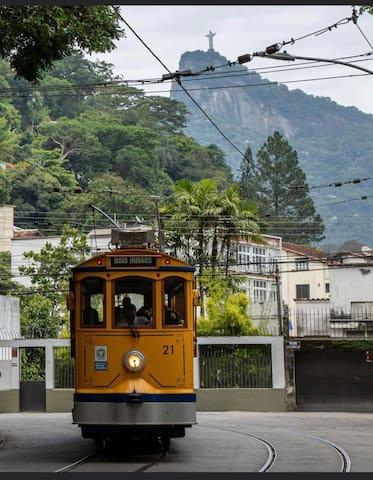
top-left (53, 424), bottom-right (352, 473)
top-left (53, 437), bottom-right (169, 473)
top-left (197, 424), bottom-right (351, 472)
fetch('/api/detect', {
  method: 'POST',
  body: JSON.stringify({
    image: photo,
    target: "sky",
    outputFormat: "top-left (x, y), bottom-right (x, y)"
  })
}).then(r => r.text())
top-left (92, 5), bottom-right (373, 115)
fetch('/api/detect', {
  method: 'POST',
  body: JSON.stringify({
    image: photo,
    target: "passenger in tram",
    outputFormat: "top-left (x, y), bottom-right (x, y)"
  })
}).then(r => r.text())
top-left (116, 296), bottom-right (137, 326)
top-left (85, 306), bottom-right (100, 325)
top-left (134, 306), bottom-right (152, 325)
top-left (164, 306), bottom-right (184, 326)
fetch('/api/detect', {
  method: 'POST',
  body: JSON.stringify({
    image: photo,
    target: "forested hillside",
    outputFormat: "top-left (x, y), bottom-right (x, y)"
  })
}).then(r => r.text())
top-left (170, 49), bottom-right (373, 247)
top-left (0, 52), bottom-right (232, 234)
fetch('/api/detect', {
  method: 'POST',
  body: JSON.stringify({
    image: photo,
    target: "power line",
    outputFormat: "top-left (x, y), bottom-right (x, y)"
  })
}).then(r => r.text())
top-left (117, 14), bottom-right (246, 160)
top-left (291, 176), bottom-right (373, 190)
top-left (0, 51), bottom-right (371, 99)
top-left (352, 6), bottom-right (373, 50)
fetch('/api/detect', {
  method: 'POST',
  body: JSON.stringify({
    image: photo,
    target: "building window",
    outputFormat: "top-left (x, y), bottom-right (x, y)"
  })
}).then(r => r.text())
top-left (238, 244), bottom-right (250, 270)
top-left (296, 284), bottom-right (310, 299)
top-left (253, 280), bottom-right (267, 303)
top-left (296, 257), bottom-right (309, 271)
top-left (325, 283), bottom-right (330, 293)
top-left (253, 247), bottom-right (266, 273)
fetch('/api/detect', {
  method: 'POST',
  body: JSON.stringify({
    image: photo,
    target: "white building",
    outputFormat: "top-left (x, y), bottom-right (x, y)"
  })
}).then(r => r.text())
top-left (231, 234), bottom-right (282, 335)
top-left (281, 242), bottom-right (330, 337)
top-left (11, 228), bottom-right (113, 287)
top-left (328, 250), bottom-right (373, 338)
top-left (0, 205), bottom-right (15, 252)
top-left (0, 295), bottom-right (21, 394)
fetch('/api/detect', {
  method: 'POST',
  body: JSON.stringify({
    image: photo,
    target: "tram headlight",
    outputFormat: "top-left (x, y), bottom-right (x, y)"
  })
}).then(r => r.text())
top-left (123, 350), bottom-right (145, 373)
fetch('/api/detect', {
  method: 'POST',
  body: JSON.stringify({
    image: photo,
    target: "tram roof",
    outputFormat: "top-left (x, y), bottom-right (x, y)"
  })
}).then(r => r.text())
top-left (73, 247), bottom-right (194, 270)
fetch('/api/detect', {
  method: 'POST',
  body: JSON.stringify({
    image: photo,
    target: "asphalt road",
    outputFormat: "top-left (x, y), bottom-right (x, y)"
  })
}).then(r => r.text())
top-left (0, 411), bottom-right (372, 472)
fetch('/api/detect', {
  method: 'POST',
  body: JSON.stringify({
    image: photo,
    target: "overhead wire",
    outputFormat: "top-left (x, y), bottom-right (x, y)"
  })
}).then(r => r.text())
top-left (1, 52), bottom-right (372, 100)
top-left (352, 5), bottom-right (373, 50)
top-left (117, 13), bottom-right (247, 159)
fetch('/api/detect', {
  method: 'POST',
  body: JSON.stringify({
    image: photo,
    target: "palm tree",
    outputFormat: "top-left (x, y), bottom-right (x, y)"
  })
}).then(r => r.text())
top-left (163, 178), bottom-right (220, 274)
top-left (216, 184), bottom-right (262, 275)
top-left (163, 179), bottom-right (263, 313)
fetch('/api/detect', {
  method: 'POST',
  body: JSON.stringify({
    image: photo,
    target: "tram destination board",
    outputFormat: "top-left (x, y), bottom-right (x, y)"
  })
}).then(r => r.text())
top-left (111, 256), bottom-right (157, 268)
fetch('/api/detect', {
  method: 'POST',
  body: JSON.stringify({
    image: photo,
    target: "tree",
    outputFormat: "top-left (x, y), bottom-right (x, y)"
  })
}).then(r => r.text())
top-left (0, 6), bottom-right (124, 82)
top-left (164, 179), bottom-right (261, 269)
top-left (37, 117), bottom-right (112, 187)
top-left (238, 145), bottom-right (256, 200)
top-left (163, 179), bottom-right (262, 314)
top-left (241, 131), bottom-right (325, 244)
top-left (0, 252), bottom-right (20, 295)
top-left (8, 161), bottom-right (75, 231)
top-left (19, 226), bottom-right (90, 337)
top-left (197, 273), bottom-right (260, 336)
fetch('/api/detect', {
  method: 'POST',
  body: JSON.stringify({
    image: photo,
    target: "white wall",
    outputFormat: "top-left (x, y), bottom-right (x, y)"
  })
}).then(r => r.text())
top-left (11, 232), bottom-right (112, 287)
top-left (281, 252), bottom-right (329, 314)
top-left (0, 295), bottom-right (20, 337)
top-left (0, 205), bottom-right (14, 252)
top-left (329, 265), bottom-right (373, 312)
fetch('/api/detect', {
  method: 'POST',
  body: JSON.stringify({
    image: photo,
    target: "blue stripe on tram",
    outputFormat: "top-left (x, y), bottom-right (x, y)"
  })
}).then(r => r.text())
top-left (74, 393), bottom-right (196, 403)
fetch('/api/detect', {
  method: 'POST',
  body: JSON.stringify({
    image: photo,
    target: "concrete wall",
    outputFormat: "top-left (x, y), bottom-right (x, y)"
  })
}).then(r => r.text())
top-left (196, 388), bottom-right (286, 411)
top-left (43, 389), bottom-right (286, 413)
top-left (46, 389), bottom-right (74, 413)
top-left (0, 337), bottom-right (286, 413)
top-left (0, 390), bottom-right (19, 413)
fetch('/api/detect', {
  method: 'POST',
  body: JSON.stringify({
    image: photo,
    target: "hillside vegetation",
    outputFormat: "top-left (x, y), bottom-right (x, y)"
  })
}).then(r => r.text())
top-left (170, 49), bottom-right (373, 247)
top-left (0, 52), bottom-right (232, 234)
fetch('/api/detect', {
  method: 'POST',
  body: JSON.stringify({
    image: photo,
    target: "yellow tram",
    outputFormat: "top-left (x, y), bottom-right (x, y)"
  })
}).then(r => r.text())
top-left (67, 229), bottom-right (199, 446)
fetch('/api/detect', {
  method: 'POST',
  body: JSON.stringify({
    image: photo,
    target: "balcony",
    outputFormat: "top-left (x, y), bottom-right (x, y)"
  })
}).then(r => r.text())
top-left (288, 306), bottom-right (373, 338)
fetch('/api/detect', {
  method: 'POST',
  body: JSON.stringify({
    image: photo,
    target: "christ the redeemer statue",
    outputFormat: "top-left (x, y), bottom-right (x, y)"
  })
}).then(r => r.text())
top-left (205, 31), bottom-right (216, 51)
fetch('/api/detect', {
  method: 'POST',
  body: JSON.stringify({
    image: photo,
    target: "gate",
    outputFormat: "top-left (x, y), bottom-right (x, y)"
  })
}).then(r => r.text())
top-left (295, 349), bottom-right (373, 412)
top-left (19, 347), bottom-right (46, 411)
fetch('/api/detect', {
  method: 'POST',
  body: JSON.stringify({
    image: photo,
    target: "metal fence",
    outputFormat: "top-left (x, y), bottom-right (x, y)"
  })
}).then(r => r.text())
top-left (51, 344), bottom-right (273, 389)
top-left (289, 307), bottom-right (373, 338)
top-left (198, 344), bottom-right (272, 388)
top-left (54, 346), bottom-right (75, 388)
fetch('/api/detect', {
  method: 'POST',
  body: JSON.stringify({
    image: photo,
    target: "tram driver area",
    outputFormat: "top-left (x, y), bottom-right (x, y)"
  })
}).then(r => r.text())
top-left (113, 276), bottom-right (185, 329)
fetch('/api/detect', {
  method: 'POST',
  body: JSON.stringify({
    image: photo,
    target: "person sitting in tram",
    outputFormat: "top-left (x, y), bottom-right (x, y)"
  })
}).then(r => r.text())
top-left (116, 296), bottom-right (136, 326)
top-left (164, 306), bottom-right (184, 326)
top-left (134, 306), bottom-right (152, 325)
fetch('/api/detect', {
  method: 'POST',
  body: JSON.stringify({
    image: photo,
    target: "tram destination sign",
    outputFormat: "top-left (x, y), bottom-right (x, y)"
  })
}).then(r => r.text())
top-left (111, 256), bottom-right (157, 268)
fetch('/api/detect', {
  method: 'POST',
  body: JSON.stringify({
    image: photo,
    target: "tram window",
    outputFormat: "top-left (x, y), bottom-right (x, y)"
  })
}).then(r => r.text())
top-left (114, 277), bottom-right (154, 327)
top-left (163, 277), bottom-right (186, 327)
top-left (81, 277), bottom-right (105, 327)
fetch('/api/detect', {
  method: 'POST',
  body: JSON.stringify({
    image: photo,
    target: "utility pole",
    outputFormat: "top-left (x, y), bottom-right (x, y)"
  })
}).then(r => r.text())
top-left (275, 261), bottom-right (283, 336)
top-left (149, 195), bottom-right (164, 252)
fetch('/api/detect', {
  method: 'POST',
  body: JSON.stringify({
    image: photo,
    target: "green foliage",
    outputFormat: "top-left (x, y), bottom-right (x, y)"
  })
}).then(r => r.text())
top-left (20, 348), bottom-right (45, 381)
top-left (163, 179), bottom-right (261, 272)
top-left (240, 131), bottom-right (325, 244)
top-left (0, 168), bottom-right (11, 204)
top-left (19, 226), bottom-right (90, 337)
top-left (199, 344), bottom-right (272, 387)
top-left (0, 53), bottom-right (232, 231)
top-left (37, 116), bottom-right (112, 187)
top-left (8, 161), bottom-right (75, 230)
top-left (0, 6), bottom-right (124, 82)
top-left (0, 251), bottom-right (20, 295)
top-left (197, 272), bottom-right (260, 336)
top-left (20, 294), bottom-right (59, 339)
top-left (171, 48), bottom-right (373, 245)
